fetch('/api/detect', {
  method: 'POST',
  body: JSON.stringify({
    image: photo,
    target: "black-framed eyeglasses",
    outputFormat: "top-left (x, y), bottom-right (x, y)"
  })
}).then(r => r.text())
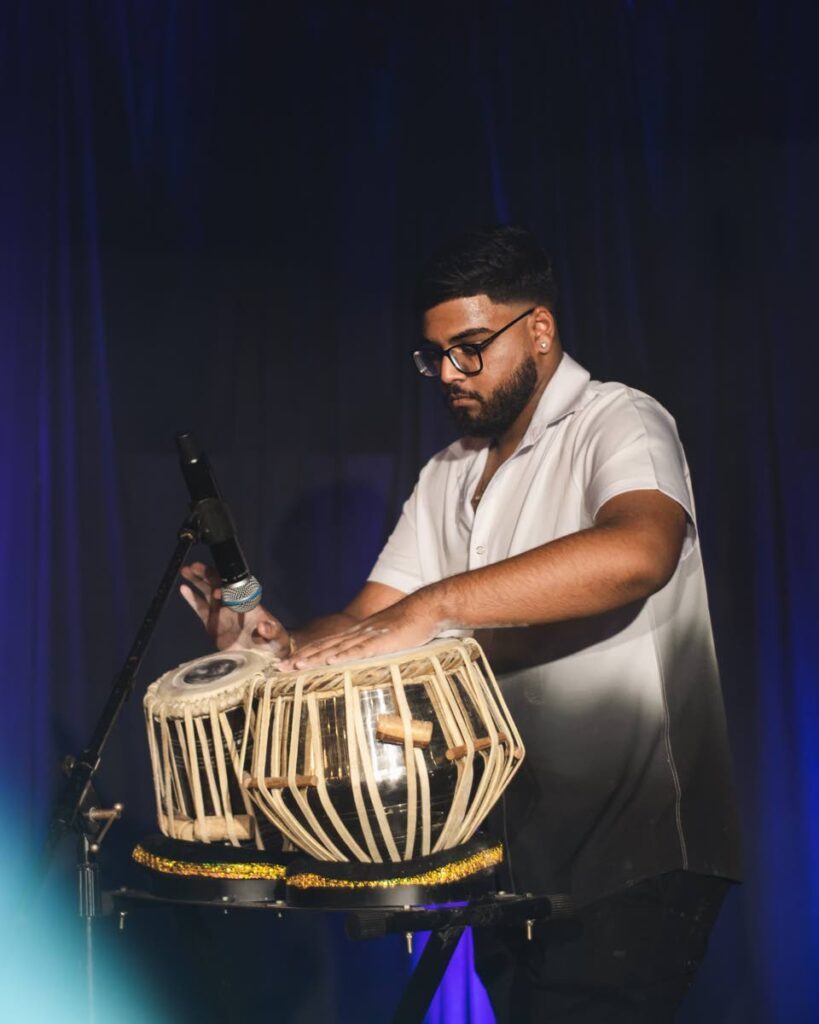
top-left (412, 306), bottom-right (535, 378)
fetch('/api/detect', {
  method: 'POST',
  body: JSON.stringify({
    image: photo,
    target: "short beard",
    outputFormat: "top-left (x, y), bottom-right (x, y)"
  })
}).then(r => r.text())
top-left (444, 355), bottom-right (538, 438)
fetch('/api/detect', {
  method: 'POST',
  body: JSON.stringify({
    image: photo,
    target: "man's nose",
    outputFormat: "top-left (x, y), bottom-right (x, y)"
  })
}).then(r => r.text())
top-left (439, 353), bottom-right (465, 385)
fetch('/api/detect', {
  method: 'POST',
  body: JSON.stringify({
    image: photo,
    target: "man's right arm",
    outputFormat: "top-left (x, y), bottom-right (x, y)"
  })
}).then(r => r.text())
top-left (289, 581), bottom-right (406, 649)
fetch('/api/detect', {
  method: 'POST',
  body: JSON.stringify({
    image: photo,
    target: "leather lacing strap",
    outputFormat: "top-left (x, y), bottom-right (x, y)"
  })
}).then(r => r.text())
top-left (306, 693), bottom-right (370, 861)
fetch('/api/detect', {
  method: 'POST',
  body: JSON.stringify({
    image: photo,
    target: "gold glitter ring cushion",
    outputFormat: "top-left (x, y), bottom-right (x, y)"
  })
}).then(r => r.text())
top-left (284, 832), bottom-right (504, 909)
top-left (131, 833), bottom-right (298, 903)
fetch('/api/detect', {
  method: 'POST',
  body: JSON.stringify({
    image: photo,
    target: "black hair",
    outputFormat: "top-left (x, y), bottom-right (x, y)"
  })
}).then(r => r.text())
top-left (416, 224), bottom-right (558, 314)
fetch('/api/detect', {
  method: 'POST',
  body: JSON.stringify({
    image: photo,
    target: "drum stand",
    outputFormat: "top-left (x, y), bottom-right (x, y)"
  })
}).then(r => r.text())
top-left (42, 514), bottom-right (201, 1022)
top-left (347, 892), bottom-right (574, 1023)
top-left (107, 887), bottom-right (573, 1024)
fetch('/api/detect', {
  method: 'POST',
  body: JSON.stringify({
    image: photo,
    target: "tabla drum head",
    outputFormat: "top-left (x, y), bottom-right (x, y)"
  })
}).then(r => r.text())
top-left (149, 648), bottom-right (274, 714)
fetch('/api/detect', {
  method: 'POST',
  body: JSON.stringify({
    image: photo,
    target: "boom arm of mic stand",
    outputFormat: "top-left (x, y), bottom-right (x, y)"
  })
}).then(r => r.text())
top-left (43, 516), bottom-right (200, 866)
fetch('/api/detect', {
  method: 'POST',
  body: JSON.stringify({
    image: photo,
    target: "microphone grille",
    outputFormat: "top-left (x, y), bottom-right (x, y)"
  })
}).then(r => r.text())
top-left (221, 576), bottom-right (263, 613)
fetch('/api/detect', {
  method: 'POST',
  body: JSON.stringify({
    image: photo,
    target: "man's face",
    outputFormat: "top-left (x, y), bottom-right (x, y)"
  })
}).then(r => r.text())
top-left (421, 295), bottom-right (543, 438)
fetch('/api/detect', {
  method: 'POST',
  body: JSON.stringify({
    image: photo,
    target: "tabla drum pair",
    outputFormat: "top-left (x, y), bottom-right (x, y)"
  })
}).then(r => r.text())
top-left (142, 638), bottom-right (524, 864)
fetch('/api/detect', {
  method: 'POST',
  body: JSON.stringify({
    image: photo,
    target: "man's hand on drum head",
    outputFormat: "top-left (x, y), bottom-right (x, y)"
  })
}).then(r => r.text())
top-left (276, 590), bottom-right (442, 671)
top-left (180, 561), bottom-right (292, 657)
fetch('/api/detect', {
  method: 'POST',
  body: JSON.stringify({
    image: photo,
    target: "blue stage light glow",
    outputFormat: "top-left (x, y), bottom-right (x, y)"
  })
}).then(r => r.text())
top-left (0, 809), bottom-right (171, 1024)
top-left (411, 927), bottom-right (494, 1023)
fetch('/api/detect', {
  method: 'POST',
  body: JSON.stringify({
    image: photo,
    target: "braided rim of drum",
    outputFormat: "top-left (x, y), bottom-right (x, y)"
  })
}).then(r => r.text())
top-left (143, 651), bottom-right (270, 718)
top-left (245, 637), bottom-right (525, 863)
top-left (258, 638), bottom-right (483, 695)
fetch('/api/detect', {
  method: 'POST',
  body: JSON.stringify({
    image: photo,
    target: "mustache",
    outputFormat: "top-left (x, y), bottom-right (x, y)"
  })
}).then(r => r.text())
top-left (443, 385), bottom-right (484, 403)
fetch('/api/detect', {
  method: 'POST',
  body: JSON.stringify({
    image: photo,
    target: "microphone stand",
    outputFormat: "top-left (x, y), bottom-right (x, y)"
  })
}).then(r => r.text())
top-left (42, 513), bottom-right (200, 1021)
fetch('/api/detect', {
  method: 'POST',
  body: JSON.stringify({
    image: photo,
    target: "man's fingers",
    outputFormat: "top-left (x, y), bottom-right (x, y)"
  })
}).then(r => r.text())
top-left (324, 638), bottom-right (382, 664)
top-left (185, 561), bottom-right (212, 582)
top-left (320, 632), bottom-right (393, 666)
top-left (254, 618), bottom-right (285, 642)
top-left (299, 621), bottom-right (368, 654)
top-left (203, 565), bottom-right (222, 587)
top-left (290, 630), bottom-right (361, 665)
top-left (256, 619), bottom-right (273, 639)
top-left (189, 560), bottom-right (220, 579)
top-left (182, 562), bottom-right (224, 597)
top-left (180, 583), bottom-right (209, 618)
top-left (181, 566), bottom-right (213, 599)
top-left (290, 631), bottom-right (383, 670)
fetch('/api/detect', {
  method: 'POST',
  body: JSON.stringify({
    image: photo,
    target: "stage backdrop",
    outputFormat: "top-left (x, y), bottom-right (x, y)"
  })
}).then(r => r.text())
top-left (1, 2), bottom-right (817, 1021)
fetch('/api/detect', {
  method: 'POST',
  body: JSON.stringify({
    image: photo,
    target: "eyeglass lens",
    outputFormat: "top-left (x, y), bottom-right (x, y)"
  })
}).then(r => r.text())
top-left (413, 345), bottom-right (481, 377)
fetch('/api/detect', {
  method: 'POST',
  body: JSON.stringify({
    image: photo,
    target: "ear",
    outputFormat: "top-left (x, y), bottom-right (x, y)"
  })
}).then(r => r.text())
top-left (530, 306), bottom-right (556, 355)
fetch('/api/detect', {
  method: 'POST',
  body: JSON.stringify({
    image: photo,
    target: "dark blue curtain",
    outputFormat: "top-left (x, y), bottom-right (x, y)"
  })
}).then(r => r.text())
top-left (1, 2), bottom-right (817, 1020)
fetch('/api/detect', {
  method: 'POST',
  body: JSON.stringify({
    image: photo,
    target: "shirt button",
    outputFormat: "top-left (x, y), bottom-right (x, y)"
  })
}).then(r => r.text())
top-left (475, 545), bottom-right (486, 555)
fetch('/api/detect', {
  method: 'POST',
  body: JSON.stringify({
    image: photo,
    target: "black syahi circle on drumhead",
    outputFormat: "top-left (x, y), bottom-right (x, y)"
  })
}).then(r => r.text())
top-left (181, 657), bottom-right (242, 686)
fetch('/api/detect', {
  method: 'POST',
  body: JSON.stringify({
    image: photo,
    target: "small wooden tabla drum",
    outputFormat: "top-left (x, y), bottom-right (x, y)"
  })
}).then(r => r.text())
top-left (144, 649), bottom-right (277, 848)
top-left (244, 637), bottom-right (524, 863)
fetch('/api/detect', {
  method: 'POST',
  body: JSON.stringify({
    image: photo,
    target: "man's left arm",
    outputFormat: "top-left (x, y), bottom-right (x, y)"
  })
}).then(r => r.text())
top-left (279, 488), bottom-right (686, 668)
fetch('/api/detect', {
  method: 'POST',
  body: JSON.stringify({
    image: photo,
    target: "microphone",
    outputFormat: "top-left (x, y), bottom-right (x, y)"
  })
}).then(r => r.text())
top-left (176, 432), bottom-right (262, 613)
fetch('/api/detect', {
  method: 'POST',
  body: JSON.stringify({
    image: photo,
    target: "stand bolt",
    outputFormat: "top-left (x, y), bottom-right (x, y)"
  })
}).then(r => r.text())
top-left (525, 919), bottom-right (534, 942)
top-left (405, 932), bottom-right (414, 955)
top-left (118, 911), bottom-right (128, 932)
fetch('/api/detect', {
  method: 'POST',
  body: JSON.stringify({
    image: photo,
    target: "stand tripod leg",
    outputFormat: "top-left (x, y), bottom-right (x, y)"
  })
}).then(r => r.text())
top-left (392, 925), bottom-right (465, 1024)
top-left (78, 835), bottom-right (101, 1024)
top-left (84, 915), bottom-right (95, 1024)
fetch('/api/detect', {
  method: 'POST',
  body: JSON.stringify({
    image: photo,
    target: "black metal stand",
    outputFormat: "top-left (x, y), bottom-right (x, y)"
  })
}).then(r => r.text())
top-left (41, 516), bottom-right (199, 1022)
top-left (43, 516), bottom-right (199, 864)
top-left (78, 835), bottom-right (101, 1022)
top-left (394, 924), bottom-right (468, 1024)
top-left (345, 895), bottom-right (574, 1024)
top-left (107, 889), bottom-right (574, 1024)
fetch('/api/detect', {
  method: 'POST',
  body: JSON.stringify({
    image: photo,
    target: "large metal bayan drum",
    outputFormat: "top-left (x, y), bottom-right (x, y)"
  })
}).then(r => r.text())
top-left (245, 638), bottom-right (524, 863)
top-left (143, 649), bottom-right (275, 847)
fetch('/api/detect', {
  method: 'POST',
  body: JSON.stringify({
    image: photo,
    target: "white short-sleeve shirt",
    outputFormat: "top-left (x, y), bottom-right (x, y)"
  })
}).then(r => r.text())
top-left (369, 353), bottom-right (741, 903)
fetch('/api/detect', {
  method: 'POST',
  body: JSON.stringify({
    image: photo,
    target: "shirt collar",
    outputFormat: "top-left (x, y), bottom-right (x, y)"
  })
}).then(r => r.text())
top-left (518, 351), bottom-right (592, 450)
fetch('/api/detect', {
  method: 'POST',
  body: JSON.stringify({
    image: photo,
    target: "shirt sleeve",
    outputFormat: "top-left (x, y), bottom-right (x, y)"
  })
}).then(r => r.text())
top-left (577, 387), bottom-right (697, 557)
top-left (367, 484), bottom-right (424, 594)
